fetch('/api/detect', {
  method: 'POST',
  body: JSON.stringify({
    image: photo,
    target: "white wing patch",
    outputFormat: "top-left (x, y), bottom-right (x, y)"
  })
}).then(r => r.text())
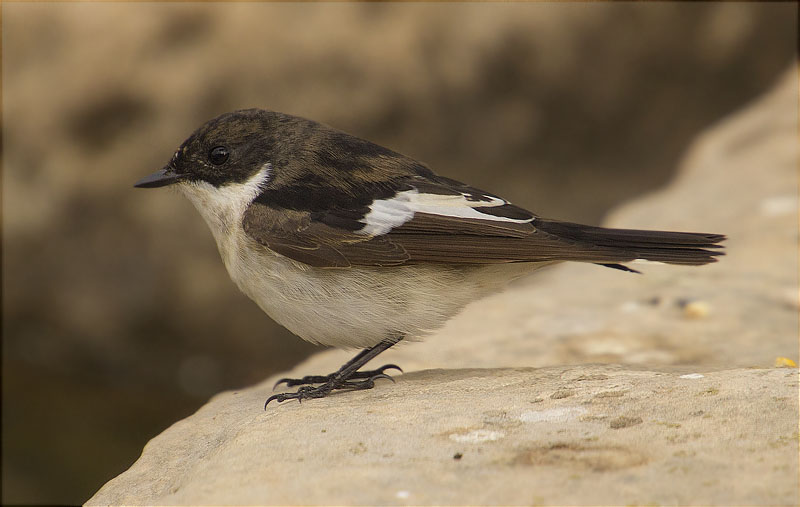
top-left (358, 189), bottom-right (533, 236)
top-left (359, 193), bottom-right (416, 236)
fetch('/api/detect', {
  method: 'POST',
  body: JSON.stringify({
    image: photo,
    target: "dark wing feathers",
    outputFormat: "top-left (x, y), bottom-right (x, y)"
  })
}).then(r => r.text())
top-left (379, 219), bottom-right (709, 265)
top-left (389, 213), bottom-right (533, 238)
top-left (242, 205), bottom-right (409, 267)
top-left (243, 199), bottom-right (725, 268)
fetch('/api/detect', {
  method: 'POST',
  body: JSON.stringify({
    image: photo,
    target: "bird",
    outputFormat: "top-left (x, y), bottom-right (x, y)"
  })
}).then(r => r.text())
top-left (134, 108), bottom-right (725, 406)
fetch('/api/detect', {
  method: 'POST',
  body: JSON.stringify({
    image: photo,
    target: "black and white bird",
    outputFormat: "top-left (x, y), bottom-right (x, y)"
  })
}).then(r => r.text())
top-left (134, 109), bottom-right (725, 406)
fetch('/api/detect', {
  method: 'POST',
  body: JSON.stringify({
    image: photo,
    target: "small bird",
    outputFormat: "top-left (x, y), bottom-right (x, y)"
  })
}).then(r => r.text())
top-left (135, 109), bottom-right (725, 406)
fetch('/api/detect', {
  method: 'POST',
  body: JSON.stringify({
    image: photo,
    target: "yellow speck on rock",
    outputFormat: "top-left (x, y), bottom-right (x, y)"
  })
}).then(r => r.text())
top-left (774, 357), bottom-right (797, 368)
top-left (683, 300), bottom-right (710, 319)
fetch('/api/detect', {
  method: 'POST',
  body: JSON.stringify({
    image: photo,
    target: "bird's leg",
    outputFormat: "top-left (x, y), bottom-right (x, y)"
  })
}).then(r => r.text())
top-left (265, 335), bottom-right (404, 407)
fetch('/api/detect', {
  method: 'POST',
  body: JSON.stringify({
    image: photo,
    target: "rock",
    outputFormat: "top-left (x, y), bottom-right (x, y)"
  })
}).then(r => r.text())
top-left (89, 367), bottom-right (796, 505)
top-left (87, 69), bottom-right (798, 505)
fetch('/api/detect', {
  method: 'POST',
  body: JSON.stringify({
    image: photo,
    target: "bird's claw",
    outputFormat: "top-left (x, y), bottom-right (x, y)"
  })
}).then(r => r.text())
top-left (271, 363), bottom-right (403, 391)
top-left (265, 369), bottom-right (399, 409)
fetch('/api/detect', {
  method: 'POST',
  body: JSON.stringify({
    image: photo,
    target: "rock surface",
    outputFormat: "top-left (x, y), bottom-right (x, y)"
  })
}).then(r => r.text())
top-left (91, 367), bottom-right (796, 506)
top-left (87, 70), bottom-right (798, 505)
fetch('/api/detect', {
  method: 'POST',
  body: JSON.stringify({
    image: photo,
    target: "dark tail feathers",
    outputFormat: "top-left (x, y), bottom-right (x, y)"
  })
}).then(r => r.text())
top-left (534, 219), bottom-right (726, 267)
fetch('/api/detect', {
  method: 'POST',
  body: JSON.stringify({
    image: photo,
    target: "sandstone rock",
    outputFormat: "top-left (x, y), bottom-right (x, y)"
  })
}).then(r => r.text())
top-left (89, 367), bottom-right (797, 505)
top-left (87, 69), bottom-right (798, 505)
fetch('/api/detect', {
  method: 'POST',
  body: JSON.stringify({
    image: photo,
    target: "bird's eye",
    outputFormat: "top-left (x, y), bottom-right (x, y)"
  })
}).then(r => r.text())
top-left (209, 146), bottom-right (229, 165)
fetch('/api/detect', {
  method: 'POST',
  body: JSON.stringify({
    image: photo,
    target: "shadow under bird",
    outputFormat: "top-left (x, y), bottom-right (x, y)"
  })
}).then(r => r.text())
top-left (135, 109), bottom-right (725, 407)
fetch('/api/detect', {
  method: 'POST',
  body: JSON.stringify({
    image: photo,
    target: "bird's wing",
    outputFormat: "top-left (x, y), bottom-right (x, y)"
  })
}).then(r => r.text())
top-left (244, 173), bottom-right (726, 268)
top-left (242, 175), bottom-right (670, 267)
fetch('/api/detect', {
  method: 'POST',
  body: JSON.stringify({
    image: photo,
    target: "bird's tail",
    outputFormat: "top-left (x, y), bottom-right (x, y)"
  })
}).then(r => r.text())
top-left (533, 219), bottom-right (726, 268)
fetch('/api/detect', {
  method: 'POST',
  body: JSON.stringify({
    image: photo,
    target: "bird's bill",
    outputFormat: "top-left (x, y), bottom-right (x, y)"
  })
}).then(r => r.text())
top-left (134, 166), bottom-right (181, 188)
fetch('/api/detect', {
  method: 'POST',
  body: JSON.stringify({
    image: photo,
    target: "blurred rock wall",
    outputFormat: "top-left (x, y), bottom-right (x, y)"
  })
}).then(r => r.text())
top-left (2, 2), bottom-right (796, 504)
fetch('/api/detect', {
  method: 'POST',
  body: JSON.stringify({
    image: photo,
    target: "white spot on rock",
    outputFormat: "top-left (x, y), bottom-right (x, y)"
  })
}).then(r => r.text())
top-left (680, 373), bottom-right (705, 379)
top-left (519, 406), bottom-right (587, 423)
top-left (448, 429), bottom-right (505, 443)
top-left (395, 490), bottom-right (410, 499)
top-left (620, 301), bottom-right (641, 313)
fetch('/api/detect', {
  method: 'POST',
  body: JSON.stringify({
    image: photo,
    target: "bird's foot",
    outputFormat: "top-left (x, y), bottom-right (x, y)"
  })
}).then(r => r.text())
top-left (272, 364), bottom-right (402, 389)
top-left (265, 372), bottom-right (395, 408)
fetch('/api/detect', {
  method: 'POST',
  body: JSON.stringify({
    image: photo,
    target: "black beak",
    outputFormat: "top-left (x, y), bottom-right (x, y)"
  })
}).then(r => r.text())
top-left (134, 166), bottom-right (181, 188)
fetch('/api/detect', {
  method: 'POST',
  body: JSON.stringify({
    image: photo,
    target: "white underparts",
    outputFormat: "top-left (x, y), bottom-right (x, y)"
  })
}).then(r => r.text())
top-left (176, 165), bottom-right (546, 348)
top-left (359, 189), bottom-right (534, 236)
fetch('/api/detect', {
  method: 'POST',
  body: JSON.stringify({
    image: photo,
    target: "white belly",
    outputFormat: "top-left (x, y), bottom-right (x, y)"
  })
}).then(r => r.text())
top-left (222, 232), bottom-right (537, 348)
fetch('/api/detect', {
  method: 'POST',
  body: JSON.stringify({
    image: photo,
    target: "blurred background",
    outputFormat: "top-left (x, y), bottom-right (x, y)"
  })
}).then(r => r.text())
top-left (2, 2), bottom-right (796, 504)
